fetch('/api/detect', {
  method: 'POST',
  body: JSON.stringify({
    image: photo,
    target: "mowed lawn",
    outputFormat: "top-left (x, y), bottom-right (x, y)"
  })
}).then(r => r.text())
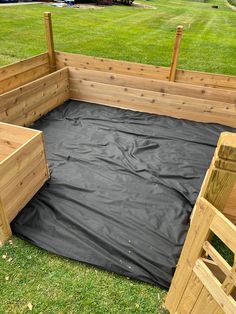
top-left (0, 1), bottom-right (235, 313)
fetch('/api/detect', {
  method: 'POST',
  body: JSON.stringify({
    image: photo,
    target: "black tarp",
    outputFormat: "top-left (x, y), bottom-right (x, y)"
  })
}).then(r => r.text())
top-left (12, 100), bottom-right (235, 289)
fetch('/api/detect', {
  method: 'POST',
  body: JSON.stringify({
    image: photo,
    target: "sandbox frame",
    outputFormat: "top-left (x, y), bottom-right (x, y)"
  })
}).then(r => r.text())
top-left (0, 12), bottom-right (236, 313)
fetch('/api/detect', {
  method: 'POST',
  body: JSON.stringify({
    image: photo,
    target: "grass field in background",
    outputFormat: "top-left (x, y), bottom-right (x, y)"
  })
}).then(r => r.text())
top-left (0, 1), bottom-right (235, 313)
top-left (0, 0), bottom-right (235, 74)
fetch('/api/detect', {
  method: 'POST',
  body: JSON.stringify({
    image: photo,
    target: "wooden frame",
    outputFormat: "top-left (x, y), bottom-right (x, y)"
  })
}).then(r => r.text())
top-left (165, 132), bottom-right (236, 313)
top-left (0, 12), bottom-right (236, 311)
top-left (0, 123), bottom-right (49, 246)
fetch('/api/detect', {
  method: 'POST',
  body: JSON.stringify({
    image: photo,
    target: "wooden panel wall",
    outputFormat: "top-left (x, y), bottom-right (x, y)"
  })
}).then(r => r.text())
top-left (0, 53), bottom-right (50, 95)
top-left (56, 51), bottom-right (236, 90)
top-left (0, 68), bottom-right (69, 127)
top-left (0, 130), bottom-right (49, 223)
top-left (68, 67), bottom-right (236, 128)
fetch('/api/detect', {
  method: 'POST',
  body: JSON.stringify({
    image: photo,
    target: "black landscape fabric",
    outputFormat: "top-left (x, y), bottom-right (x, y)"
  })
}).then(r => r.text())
top-left (12, 100), bottom-right (235, 289)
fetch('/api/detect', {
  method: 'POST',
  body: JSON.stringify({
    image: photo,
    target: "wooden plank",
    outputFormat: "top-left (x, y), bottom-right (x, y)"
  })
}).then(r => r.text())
top-left (165, 197), bottom-right (216, 313)
top-left (175, 69), bottom-right (236, 90)
top-left (203, 241), bottom-right (236, 285)
top-left (219, 145), bottom-right (236, 162)
top-left (221, 262), bottom-right (236, 296)
top-left (204, 169), bottom-right (236, 211)
top-left (210, 210), bottom-right (236, 255)
top-left (0, 79), bottom-right (68, 124)
top-left (224, 184), bottom-right (236, 224)
top-left (3, 154), bottom-right (48, 222)
top-left (56, 51), bottom-right (170, 80)
top-left (69, 67), bottom-right (236, 104)
top-left (175, 272), bottom-right (203, 313)
top-left (0, 197), bottom-right (12, 247)
top-left (44, 12), bottom-right (56, 72)
top-left (0, 130), bottom-right (49, 223)
top-left (12, 89), bottom-right (69, 127)
top-left (191, 287), bottom-right (224, 314)
top-left (56, 51), bottom-right (236, 90)
top-left (0, 63), bottom-right (49, 95)
top-left (0, 53), bottom-right (48, 82)
top-left (0, 67), bottom-right (68, 109)
top-left (0, 122), bottom-right (38, 149)
top-left (169, 25), bottom-right (183, 82)
top-left (0, 68), bottom-right (69, 126)
top-left (193, 259), bottom-right (236, 314)
top-left (70, 79), bottom-right (236, 127)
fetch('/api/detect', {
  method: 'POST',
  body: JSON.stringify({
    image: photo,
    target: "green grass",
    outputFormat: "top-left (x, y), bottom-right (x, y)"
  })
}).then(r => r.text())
top-left (0, 0), bottom-right (235, 74)
top-left (0, 1), bottom-right (235, 313)
top-left (1, 238), bottom-right (166, 314)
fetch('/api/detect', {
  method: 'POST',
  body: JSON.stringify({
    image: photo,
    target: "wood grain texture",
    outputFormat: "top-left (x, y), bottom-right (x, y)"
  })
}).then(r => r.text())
top-left (56, 51), bottom-right (236, 90)
top-left (0, 197), bottom-right (12, 247)
top-left (0, 68), bottom-right (69, 126)
top-left (0, 124), bottom-right (49, 224)
top-left (69, 67), bottom-right (236, 104)
top-left (169, 25), bottom-right (183, 82)
top-left (44, 12), bottom-right (56, 72)
top-left (0, 53), bottom-right (50, 94)
top-left (70, 78), bottom-right (236, 127)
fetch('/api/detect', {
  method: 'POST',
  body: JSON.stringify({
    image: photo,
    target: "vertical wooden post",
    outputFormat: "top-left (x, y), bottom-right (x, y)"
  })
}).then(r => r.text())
top-left (0, 198), bottom-right (12, 247)
top-left (44, 12), bottom-right (56, 73)
top-left (169, 25), bottom-right (184, 82)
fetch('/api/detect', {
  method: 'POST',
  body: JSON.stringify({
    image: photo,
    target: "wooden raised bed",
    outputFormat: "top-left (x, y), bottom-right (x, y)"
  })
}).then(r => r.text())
top-left (0, 12), bottom-right (236, 313)
top-left (0, 123), bottom-right (49, 246)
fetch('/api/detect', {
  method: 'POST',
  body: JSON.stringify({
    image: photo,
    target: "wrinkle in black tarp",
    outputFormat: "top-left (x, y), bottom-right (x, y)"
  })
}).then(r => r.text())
top-left (12, 100), bottom-right (235, 289)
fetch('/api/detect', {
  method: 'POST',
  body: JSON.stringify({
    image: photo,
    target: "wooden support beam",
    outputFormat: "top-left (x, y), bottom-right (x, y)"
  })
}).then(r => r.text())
top-left (44, 12), bottom-right (56, 73)
top-left (169, 25), bottom-right (184, 82)
top-left (0, 198), bottom-right (12, 247)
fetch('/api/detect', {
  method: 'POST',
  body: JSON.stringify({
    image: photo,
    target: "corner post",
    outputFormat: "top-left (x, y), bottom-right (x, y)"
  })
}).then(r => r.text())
top-left (169, 25), bottom-right (184, 82)
top-left (44, 12), bottom-right (56, 73)
top-left (0, 198), bottom-right (12, 247)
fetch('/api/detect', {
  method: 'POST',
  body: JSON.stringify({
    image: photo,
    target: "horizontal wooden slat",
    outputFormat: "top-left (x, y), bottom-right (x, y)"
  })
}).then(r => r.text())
top-left (0, 63), bottom-right (49, 95)
top-left (210, 210), bottom-right (236, 255)
top-left (0, 67), bottom-right (68, 109)
top-left (70, 79), bottom-right (236, 127)
top-left (0, 53), bottom-right (50, 94)
top-left (0, 68), bottom-right (69, 126)
top-left (176, 69), bottom-right (236, 90)
top-left (193, 259), bottom-right (236, 314)
top-left (0, 79), bottom-right (68, 124)
top-left (203, 241), bottom-right (236, 286)
top-left (0, 53), bottom-right (48, 82)
top-left (56, 51), bottom-right (236, 90)
top-left (0, 134), bottom-right (43, 188)
top-left (0, 131), bottom-right (49, 222)
top-left (56, 51), bottom-right (170, 80)
top-left (12, 90), bottom-right (69, 127)
top-left (69, 67), bottom-right (236, 105)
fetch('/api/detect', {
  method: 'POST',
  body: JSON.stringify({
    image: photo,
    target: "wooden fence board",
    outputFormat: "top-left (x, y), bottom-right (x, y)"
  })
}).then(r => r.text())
top-left (69, 67), bottom-right (236, 104)
top-left (70, 79), bottom-right (236, 127)
top-left (0, 53), bottom-right (50, 94)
